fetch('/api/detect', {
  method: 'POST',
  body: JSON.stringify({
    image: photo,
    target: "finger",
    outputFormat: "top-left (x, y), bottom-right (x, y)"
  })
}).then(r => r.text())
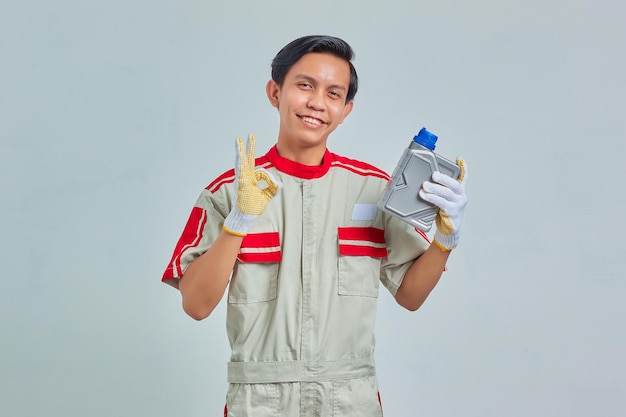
top-left (255, 168), bottom-right (282, 197)
top-left (431, 171), bottom-right (464, 194)
top-left (422, 180), bottom-right (458, 202)
top-left (246, 134), bottom-right (256, 169)
top-left (234, 137), bottom-right (244, 175)
top-left (419, 188), bottom-right (451, 212)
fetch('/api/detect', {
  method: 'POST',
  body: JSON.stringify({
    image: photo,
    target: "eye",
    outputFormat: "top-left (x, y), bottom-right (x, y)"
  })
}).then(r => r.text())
top-left (328, 91), bottom-right (342, 99)
top-left (298, 82), bottom-right (312, 89)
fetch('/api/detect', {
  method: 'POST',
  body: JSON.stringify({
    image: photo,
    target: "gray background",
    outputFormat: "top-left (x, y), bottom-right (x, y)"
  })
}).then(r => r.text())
top-left (2, 0), bottom-right (625, 416)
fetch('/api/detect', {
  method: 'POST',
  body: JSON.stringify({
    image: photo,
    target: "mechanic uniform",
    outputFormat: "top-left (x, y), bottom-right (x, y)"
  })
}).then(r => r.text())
top-left (162, 145), bottom-right (430, 416)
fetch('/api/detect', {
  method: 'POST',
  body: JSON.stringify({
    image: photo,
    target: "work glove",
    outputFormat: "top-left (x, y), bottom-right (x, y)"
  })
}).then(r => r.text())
top-left (222, 135), bottom-right (282, 236)
top-left (418, 158), bottom-right (468, 251)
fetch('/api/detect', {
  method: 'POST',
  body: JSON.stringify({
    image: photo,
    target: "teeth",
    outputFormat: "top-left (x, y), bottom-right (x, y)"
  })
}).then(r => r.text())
top-left (302, 116), bottom-right (322, 125)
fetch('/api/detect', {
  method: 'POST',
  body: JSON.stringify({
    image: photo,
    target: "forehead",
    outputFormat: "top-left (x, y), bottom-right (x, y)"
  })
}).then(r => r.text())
top-left (286, 52), bottom-right (351, 86)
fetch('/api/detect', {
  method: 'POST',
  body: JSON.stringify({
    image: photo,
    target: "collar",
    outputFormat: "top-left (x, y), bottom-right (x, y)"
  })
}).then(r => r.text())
top-left (264, 145), bottom-right (333, 179)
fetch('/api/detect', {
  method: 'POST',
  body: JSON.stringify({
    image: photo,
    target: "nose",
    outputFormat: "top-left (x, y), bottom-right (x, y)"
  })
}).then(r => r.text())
top-left (306, 90), bottom-right (325, 111)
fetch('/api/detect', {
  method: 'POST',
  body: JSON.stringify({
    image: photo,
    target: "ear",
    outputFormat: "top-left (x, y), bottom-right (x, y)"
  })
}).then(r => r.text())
top-left (339, 100), bottom-right (354, 124)
top-left (266, 80), bottom-right (280, 108)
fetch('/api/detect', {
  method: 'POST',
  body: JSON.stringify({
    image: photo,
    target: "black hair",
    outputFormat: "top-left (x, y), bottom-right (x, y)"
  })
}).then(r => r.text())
top-left (271, 35), bottom-right (358, 102)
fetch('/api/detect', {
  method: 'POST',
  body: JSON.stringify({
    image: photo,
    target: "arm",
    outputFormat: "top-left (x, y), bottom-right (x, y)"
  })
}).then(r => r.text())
top-left (395, 158), bottom-right (468, 311)
top-left (394, 243), bottom-right (449, 311)
top-left (179, 135), bottom-right (282, 320)
top-left (179, 230), bottom-right (243, 320)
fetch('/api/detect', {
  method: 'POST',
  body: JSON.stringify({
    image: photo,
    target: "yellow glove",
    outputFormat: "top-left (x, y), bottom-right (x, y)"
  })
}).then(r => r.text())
top-left (223, 135), bottom-right (282, 236)
top-left (419, 158), bottom-right (468, 251)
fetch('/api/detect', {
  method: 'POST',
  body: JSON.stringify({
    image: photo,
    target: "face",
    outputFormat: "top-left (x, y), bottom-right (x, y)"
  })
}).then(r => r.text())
top-left (266, 52), bottom-right (354, 156)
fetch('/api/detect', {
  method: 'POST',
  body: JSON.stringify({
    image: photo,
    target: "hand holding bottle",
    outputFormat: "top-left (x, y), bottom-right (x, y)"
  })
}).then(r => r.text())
top-left (419, 158), bottom-right (468, 250)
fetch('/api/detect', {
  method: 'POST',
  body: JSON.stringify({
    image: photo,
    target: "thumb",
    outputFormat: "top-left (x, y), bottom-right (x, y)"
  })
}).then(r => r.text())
top-left (456, 157), bottom-right (467, 184)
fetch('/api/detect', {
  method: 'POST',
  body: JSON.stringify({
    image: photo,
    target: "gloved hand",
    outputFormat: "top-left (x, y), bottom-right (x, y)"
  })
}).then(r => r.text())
top-left (418, 158), bottom-right (468, 251)
top-left (222, 135), bottom-right (282, 236)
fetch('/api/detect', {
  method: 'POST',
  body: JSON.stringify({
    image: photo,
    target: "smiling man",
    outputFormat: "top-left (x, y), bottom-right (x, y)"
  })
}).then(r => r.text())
top-left (162, 35), bottom-right (468, 416)
top-left (268, 50), bottom-right (353, 164)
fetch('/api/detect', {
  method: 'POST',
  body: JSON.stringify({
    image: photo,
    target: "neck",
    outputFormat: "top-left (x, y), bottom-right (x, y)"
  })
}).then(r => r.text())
top-left (275, 140), bottom-right (327, 166)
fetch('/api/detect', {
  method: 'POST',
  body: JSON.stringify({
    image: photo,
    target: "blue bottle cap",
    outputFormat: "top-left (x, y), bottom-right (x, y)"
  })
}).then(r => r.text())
top-left (413, 127), bottom-right (438, 151)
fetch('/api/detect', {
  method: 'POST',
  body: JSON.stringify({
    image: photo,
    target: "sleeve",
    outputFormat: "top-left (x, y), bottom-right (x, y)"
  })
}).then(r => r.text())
top-left (379, 214), bottom-right (431, 296)
top-left (161, 186), bottom-right (232, 289)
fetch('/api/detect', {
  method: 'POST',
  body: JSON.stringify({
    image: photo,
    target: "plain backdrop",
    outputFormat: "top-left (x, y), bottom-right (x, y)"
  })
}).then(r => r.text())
top-left (1, 1), bottom-right (625, 416)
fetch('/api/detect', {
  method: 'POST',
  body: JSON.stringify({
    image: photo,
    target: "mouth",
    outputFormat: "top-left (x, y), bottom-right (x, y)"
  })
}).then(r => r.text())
top-left (299, 115), bottom-right (326, 127)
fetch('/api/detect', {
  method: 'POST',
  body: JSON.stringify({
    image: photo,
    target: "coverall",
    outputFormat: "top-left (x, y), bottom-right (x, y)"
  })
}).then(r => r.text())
top-left (162, 146), bottom-right (430, 416)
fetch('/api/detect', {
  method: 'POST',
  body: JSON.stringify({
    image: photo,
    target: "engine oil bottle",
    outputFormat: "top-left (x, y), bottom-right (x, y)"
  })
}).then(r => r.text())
top-left (378, 127), bottom-right (461, 232)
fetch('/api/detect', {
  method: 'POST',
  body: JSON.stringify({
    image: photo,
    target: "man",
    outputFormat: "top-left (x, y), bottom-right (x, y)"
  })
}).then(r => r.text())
top-left (162, 35), bottom-right (468, 416)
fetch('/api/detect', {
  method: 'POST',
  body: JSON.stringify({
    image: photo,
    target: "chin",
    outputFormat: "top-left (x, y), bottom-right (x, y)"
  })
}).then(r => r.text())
top-left (298, 134), bottom-right (328, 148)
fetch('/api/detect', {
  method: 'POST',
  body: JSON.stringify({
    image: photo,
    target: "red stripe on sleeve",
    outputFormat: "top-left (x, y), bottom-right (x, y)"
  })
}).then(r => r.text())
top-left (414, 228), bottom-right (431, 243)
top-left (206, 169), bottom-right (235, 193)
top-left (162, 207), bottom-right (207, 281)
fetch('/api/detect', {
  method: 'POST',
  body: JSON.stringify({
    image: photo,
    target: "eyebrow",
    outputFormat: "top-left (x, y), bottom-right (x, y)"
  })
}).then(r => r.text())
top-left (294, 74), bottom-right (347, 92)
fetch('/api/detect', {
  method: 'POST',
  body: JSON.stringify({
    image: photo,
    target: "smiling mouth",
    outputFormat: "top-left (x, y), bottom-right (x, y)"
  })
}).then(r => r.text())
top-left (299, 115), bottom-right (325, 126)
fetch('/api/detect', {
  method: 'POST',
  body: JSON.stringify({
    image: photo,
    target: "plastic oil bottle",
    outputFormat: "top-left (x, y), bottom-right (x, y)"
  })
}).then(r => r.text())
top-left (378, 127), bottom-right (461, 231)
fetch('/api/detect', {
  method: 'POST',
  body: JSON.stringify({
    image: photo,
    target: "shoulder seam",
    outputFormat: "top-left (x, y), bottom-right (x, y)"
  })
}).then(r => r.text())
top-left (330, 155), bottom-right (390, 180)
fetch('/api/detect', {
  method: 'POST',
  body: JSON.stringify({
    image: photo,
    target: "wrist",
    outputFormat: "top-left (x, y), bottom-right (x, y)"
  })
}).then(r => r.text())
top-left (433, 229), bottom-right (460, 251)
top-left (222, 207), bottom-right (257, 236)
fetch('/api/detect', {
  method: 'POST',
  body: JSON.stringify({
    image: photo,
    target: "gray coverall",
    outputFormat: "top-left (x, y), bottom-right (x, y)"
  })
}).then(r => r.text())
top-left (163, 146), bottom-right (429, 416)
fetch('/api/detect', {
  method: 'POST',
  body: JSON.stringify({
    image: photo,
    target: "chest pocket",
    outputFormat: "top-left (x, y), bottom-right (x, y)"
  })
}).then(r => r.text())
top-left (337, 227), bottom-right (387, 298)
top-left (228, 232), bottom-right (281, 304)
